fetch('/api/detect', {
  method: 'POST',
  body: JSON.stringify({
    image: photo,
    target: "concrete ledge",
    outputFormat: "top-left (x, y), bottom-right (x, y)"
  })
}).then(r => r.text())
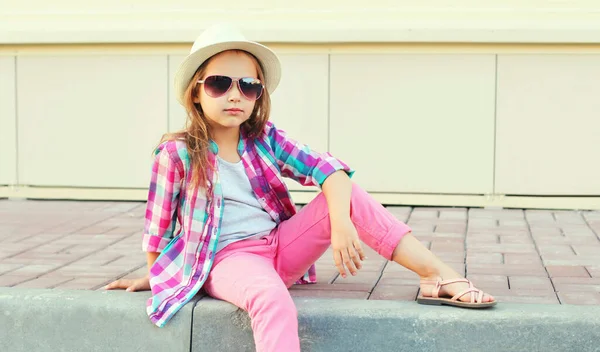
top-left (0, 287), bottom-right (198, 352)
top-left (193, 297), bottom-right (600, 352)
top-left (2, 288), bottom-right (600, 352)
top-left (2, 186), bottom-right (600, 210)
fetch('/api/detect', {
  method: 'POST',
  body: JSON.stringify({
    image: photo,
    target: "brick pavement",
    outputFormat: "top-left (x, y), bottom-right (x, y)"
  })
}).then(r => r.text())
top-left (1, 199), bottom-right (599, 305)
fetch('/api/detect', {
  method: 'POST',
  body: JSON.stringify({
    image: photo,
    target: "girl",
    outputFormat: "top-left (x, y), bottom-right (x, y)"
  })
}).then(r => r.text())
top-left (105, 23), bottom-right (495, 351)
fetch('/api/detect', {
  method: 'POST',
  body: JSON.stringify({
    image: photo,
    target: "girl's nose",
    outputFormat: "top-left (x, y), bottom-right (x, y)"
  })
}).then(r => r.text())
top-left (227, 81), bottom-right (242, 102)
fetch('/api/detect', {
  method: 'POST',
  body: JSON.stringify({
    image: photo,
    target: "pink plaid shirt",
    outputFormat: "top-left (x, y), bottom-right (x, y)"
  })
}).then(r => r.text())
top-left (142, 121), bottom-right (354, 327)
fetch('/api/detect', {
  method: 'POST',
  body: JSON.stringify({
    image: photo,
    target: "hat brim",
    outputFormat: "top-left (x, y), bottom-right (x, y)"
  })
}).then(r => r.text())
top-left (174, 41), bottom-right (281, 105)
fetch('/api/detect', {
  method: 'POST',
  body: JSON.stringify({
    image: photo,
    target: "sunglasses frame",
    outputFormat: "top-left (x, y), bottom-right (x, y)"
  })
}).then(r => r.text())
top-left (197, 75), bottom-right (264, 101)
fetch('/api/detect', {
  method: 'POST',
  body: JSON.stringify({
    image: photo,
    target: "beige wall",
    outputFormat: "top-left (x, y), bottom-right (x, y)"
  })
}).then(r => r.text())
top-left (0, 57), bottom-right (17, 186)
top-left (495, 54), bottom-right (600, 195)
top-left (1, 1), bottom-right (600, 209)
top-left (3, 1), bottom-right (600, 44)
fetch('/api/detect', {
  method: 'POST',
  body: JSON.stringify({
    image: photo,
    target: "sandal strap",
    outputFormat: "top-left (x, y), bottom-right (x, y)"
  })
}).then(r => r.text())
top-left (438, 278), bottom-right (470, 286)
top-left (451, 288), bottom-right (484, 303)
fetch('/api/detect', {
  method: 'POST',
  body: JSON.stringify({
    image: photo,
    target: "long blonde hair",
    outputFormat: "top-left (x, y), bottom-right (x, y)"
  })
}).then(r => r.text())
top-left (158, 50), bottom-right (271, 193)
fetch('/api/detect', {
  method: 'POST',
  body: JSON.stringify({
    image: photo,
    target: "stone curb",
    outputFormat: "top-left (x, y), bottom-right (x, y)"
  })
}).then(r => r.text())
top-left (0, 287), bottom-right (198, 352)
top-left (2, 288), bottom-right (600, 352)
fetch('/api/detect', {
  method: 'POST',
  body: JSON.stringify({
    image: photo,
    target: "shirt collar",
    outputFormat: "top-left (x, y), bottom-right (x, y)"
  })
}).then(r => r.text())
top-left (207, 129), bottom-right (248, 155)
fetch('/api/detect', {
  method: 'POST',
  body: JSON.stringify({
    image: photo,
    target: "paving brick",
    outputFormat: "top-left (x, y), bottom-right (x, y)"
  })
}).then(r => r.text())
top-left (503, 254), bottom-right (542, 265)
top-left (486, 287), bottom-right (556, 297)
top-left (532, 235), bottom-right (599, 245)
top-left (467, 218), bottom-right (498, 228)
top-left (553, 283), bottom-right (600, 293)
top-left (563, 229), bottom-right (597, 238)
top-left (369, 285), bottom-right (418, 301)
top-left (498, 219), bottom-right (528, 229)
top-left (466, 264), bottom-right (547, 276)
top-left (434, 223), bottom-right (466, 234)
top-left (465, 234), bottom-right (498, 244)
top-left (0, 263), bottom-right (23, 275)
top-left (14, 276), bottom-right (73, 289)
top-left (103, 227), bottom-right (143, 236)
top-left (332, 272), bottom-right (380, 289)
top-left (466, 253), bottom-right (503, 264)
top-left (291, 283), bottom-right (369, 292)
top-left (508, 276), bottom-right (554, 291)
top-left (587, 266), bottom-right (600, 278)
top-left (409, 209), bottom-right (439, 219)
top-left (290, 289), bottom-right (369, 299)
top-left (571, 245), bottom-right (600, 256)
top-left (465, 274), bottom-right (508, 287)
top-left (467, 244), bottom-right (537, 254)
top-left (438, 209), bottom-right (467, 220)
top-left (316, 269), bottom-right (339, 283)
top-left (557, 292), bottom-right (600, 305)
top-left (381, 266), bottom-right (419, 279)
top-left (385, 206), bottom-right (411, 222)
top-left (377, 276), bottom-right (419, 286)
top-left (554, 212), bottom-right (587, 225)
top-left (537, 245), bottom-right (575, 255)
top-left (498, 236), bottom-right (534, 244)
top-left (119, 266), bottom-right (149, 280)
top-left (0, 275), bottom-right (36, 287)
top-left (530, 228), bottom-right (562, 236)
top-left (546, 266), bottom-right (591, 278)
top-left (469, 209), bottom-right (524, 219)
top-left (53, 265), bottom-right (131, 278)
top-left (551, 277), bottom-right (600, 285)
top-left (8, 264), bottom-right (58, 276)
top-left (58, 277), bottom-right (115, 290)
top-left (525, 210), bottom-right (555, 223)
top-left (542, 255), bottom-right (600, 266)
top-left (71, 252), bottom-right (124, 266)
top-left (5, 252), bottom-right (79, 265)
top-left (430, 241), bottom-right (464, 252)
top-left (493, 294), bottom-right (559, 304)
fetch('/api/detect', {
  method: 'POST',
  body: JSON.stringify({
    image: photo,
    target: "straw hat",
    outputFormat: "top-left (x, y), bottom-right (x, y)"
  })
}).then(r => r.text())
top-left (173, 23), bottom-right (281, 105)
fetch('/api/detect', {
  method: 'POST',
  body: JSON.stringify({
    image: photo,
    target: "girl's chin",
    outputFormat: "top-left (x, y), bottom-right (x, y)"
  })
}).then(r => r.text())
top-left (211, 117), bottom-right (249, 129)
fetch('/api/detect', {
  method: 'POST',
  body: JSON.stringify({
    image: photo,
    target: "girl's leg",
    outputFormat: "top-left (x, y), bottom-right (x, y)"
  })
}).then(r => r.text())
top-left (204, 239), bottom-right (300, 352)
top-left (274, 183), bottom-right (494, 303)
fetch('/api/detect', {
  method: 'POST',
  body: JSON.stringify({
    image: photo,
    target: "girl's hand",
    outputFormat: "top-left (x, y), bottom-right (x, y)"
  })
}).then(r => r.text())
top-left (104, 276), bottom-right (150, 292)
top-left (331, 219), bottom-right (366, 278)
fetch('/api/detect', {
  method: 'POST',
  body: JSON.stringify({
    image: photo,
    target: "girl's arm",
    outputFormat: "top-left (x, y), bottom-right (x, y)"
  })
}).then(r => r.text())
top-left (322, 170), bottom-right (366, 279)
top-left (321, 170), bottom-right (352, 228)
top-left (267, 122), bottom-right (354, 188)
top-left (106, 142), bottom-right (184, 292)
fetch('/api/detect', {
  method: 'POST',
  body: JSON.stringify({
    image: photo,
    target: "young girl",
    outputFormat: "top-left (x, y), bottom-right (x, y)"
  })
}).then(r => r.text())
top-left (105, 23), bottom-right (495, 351)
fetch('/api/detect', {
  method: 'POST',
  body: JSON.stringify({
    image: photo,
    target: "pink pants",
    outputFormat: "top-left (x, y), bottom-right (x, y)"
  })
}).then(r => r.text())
top-left (203, 183), bottom-right (412, 352)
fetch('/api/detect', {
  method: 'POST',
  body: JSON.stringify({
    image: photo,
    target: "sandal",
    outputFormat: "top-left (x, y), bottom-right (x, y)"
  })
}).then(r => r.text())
top-left (417, 278), bottom-right (497, 308)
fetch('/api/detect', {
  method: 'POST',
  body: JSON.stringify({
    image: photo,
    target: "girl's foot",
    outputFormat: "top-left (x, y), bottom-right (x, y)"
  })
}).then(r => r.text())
top-left (418, 270), bottom-right (496, 307)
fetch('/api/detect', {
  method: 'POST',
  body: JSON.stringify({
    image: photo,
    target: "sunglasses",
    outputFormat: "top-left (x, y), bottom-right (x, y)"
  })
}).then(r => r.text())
top-left (197, 75), bottom-right (264, 101)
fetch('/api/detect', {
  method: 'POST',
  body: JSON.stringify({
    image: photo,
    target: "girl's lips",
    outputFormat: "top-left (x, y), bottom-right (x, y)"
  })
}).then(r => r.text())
top-left (224, 109), bottom-right (243, 115)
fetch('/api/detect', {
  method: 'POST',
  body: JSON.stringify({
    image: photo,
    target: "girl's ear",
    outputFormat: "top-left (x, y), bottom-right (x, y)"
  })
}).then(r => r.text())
top-left (192, 95), bottom-right (200, 104)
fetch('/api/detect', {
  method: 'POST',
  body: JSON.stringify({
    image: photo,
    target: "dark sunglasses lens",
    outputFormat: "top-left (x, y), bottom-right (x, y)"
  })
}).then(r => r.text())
top-left (239, 78), bottom-right (263, 100)
top-left (204, 76), bottom-right (232, 97)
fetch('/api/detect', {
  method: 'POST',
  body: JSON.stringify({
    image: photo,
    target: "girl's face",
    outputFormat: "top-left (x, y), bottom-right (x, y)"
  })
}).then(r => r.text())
top-left (193, 51), bottom-right (259, 133)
